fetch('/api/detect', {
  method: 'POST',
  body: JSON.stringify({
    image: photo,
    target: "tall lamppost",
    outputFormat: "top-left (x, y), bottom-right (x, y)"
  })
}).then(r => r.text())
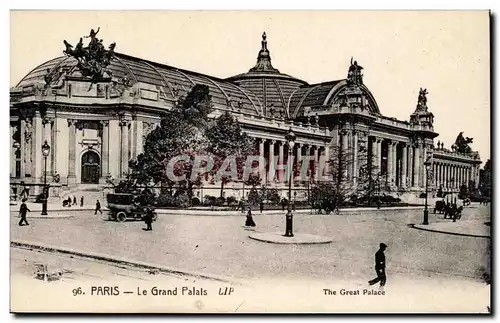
top-left (423, 157), bottom-right (432, 225)
top-left (284, 128), bottom-right (296, 237)
top-left (41, 140), bottom-right (51, 216)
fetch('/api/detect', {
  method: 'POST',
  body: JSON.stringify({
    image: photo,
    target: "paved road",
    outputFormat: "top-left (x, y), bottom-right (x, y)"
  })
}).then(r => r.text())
top-left (10, 206), bottom-right (491, 313)
top-left (10, 206), bottom-right (490, 282)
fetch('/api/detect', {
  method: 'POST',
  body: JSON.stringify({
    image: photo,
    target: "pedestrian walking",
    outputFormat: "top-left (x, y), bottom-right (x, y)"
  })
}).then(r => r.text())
top-left (18, 198), bottom-right (30, 226)
top-left (143, 207), bottom-right (153, 231)
top-left (292, 200), bottom-right (296, 212)
top-left (368, 243), bottom-right (387, 287)
top-left (259, 201), bottom-right (264, 213)
top-left (245, 208), bottom-right (256, 227)
top-left (94, 200), bottom-right (102, 215)
top-left (80, 196), bottom-right (84, 207)
top-left (73, 196), bottom-right (77, 205)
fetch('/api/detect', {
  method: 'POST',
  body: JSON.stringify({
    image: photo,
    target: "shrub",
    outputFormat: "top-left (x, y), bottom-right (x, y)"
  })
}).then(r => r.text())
top-left (215, 197), bottom-right (225, 207)
top-left (226, 196), bottom-right (238, 206)
top-left (203, 195), bottom-right (217, 206)
top-left (156, 194), bottom-right (175, 207)
top-left (267, 188), bottom-right (281, 205)
top-left (174, 194), bottom-right (190, 208)
top-left (191, 197), bottom-right (201, 206)
top-left (248, 188), bottom-right (260, 207)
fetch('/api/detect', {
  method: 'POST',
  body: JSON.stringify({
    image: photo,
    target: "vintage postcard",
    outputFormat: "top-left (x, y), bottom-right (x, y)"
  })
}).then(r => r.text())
top-left (9, 10), bottom-right (491, 313)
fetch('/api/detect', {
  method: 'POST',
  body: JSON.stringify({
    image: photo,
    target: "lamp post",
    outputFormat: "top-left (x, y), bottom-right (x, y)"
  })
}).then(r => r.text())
top-left (423, 157), bottom-right (432, 225)
top-left (284, 128), bottom-right (296, 237)
top-left (41, 140), bottom-right (51, 215)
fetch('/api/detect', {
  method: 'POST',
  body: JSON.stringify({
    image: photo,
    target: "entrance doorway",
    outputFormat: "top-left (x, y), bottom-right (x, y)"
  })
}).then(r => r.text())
top-left (81, 150), bottom-right (100, 184)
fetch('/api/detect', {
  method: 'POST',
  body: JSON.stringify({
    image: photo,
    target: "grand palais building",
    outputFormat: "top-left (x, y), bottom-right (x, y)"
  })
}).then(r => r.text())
top-left (9, 31), bottom-right (482, 202)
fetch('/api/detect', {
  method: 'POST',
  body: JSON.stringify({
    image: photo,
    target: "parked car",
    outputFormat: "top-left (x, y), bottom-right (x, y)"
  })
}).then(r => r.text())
top-left (106, 193), bottom-right (157, 222)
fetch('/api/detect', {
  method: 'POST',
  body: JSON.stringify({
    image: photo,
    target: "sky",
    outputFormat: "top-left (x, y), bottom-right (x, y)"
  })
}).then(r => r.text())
top-left (9, 10), bottom-right (490, 162)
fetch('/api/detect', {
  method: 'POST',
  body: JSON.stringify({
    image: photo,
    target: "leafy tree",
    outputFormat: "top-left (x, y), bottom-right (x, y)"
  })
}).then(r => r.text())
top-left (117, 84), bottom-right (212, 201)
top-left (479, 159), bottom-right (491, 198)
top-left (205, 111), bottom-right (257, 197)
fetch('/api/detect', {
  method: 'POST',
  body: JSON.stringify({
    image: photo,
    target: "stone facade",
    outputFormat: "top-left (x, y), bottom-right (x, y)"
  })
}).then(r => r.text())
top-left (9, 32), bottom-right (482, 200)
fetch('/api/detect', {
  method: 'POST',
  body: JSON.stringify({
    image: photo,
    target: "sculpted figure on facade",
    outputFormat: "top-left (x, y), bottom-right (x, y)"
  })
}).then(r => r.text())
top-left (452, 131), bottom-right (474, 154)
top-left (63, 27), bottom-right (116, 84)
top-left (347, 57), bottom-right (364, 85)
top-left (417, 88), bottom-right (428, 110)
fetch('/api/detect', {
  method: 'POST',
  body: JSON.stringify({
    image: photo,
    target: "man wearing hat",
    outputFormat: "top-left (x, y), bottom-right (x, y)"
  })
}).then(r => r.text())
top-left (369, 243), bottom-right (387, 287)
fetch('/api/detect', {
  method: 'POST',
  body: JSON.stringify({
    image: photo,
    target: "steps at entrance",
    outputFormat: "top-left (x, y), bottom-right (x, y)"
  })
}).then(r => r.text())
top-left (55, 184), bottom-right (110, 207)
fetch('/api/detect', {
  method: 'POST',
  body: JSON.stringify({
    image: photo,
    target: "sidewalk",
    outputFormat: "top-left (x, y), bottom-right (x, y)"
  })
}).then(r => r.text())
top-left (10, 202), bottom-right (107, 212)
top-left (10, 201), bottom-right (482, 216)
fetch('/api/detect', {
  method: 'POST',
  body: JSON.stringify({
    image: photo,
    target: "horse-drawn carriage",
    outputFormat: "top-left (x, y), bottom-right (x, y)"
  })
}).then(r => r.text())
top-left (106, 193), bottom-right (158, 222)
top-left (434, 200), bottom-right (463, 220)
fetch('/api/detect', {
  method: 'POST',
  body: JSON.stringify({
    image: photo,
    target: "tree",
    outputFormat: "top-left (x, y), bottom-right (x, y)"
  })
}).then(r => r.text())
top-left (205, 111), bottom-right (257, 197)
top-left (479, 159), bottom-right (491, 198)
top-left (354, 142), bottom-right (379, 199)
top-left (310, 144), bottom-right (353, 210)
top-left (117, 84), bottom-right (212, 201)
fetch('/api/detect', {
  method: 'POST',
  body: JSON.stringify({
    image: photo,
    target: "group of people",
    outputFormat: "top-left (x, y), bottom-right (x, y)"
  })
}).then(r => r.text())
top-left (62, 195), bottom-right (84, 207)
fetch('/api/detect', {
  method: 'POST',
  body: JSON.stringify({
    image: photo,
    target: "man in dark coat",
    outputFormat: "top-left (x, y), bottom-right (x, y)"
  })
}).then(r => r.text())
top-left (368, 243), bottom-right (387, 287)
top-left (94, 200), bottom-right (102, 215)
top-left (18, 198), bottom-right (30, 226)
top-left (259, 201), bottom-right (264, 213)
top-left (143, 207), bottom-right (153, 231)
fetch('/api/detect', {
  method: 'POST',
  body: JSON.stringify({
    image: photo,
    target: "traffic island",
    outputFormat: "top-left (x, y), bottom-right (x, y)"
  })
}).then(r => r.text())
top-left (249, 232), bottom-right (333, 245)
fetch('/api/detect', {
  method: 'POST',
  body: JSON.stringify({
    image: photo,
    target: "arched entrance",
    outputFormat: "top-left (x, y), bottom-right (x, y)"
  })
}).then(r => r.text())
top-left (81, 150), bottom-right (100, 184)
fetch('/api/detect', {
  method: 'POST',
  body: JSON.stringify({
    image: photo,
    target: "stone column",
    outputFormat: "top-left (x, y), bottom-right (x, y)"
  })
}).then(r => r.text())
top-left (296, 143), bottom-right (302, 183)
top-left (108, 120), bottom-right (120, 178)
top-left (314, 146), bottom-right (320, 181)
top-left (392, 143), bottom-right (398, 186)
top-left (436, 163), bottom-right (440, 188)
top-left (342, 131), bottom-right (349, 179)
top-left (42, 117), bottom-right (53, 177)
top-left (20, 120), bottom-right (26, 178)
top-left (259, 138), bottom-right (265, 182)
top-left (443, 163), bottom-right (448, 189)
top-left (387, 140), bottom-right (394, 186)
top-left (413, 144), bottom-right (420, 187)
top-left (268, 140), bottom-right (275, 183)
top-left (32, 112), bottom-right (43, 192)
top-left (401, 143), bottom-right (407, 187)
top-left (323, 145), bottom-right (330, 180)
top-left (353, 132), bottom-right (359, 186)
top-left (377, 139), bottom-right (382, 174)
top-left (278, 141), bottom-right (284, 183)
top-left (10, 125), bottom-right (15, 178)
top-left (67, 119), bottom-right (77, 185)
top-left (100, 120), bottom-right (109, 181)
top-left (407, 145), bottom-right (413, 187)
top-left (120, 119), bottom-right (130, 177)
top-left (136, 120), bottom-right (144, 156)
top-left (130, 118), bottom-right (137, 160)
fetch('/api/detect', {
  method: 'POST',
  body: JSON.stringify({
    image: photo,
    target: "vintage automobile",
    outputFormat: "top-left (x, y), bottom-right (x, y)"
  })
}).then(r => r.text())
top-left (106, 193), bottom-right (158, 222)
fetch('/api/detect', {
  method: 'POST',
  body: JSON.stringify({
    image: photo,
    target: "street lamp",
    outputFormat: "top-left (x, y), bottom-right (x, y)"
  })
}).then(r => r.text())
top-left (284, 127), bottom-right (296, 237)
top-left (41, 140), bottom-right (50, 215)
top-left (423, 157), bottom-right (432, 225)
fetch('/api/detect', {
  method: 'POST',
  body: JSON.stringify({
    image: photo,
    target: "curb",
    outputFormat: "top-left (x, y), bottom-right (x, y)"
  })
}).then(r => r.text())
top-left (249, 232), bottom-right (333, 245)
top-left (10, 240), bottom-right (242, 285)
top-left (13, 215), bottom-right (75, 219)
top-left (408, 224), bottom-right (491, 239)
